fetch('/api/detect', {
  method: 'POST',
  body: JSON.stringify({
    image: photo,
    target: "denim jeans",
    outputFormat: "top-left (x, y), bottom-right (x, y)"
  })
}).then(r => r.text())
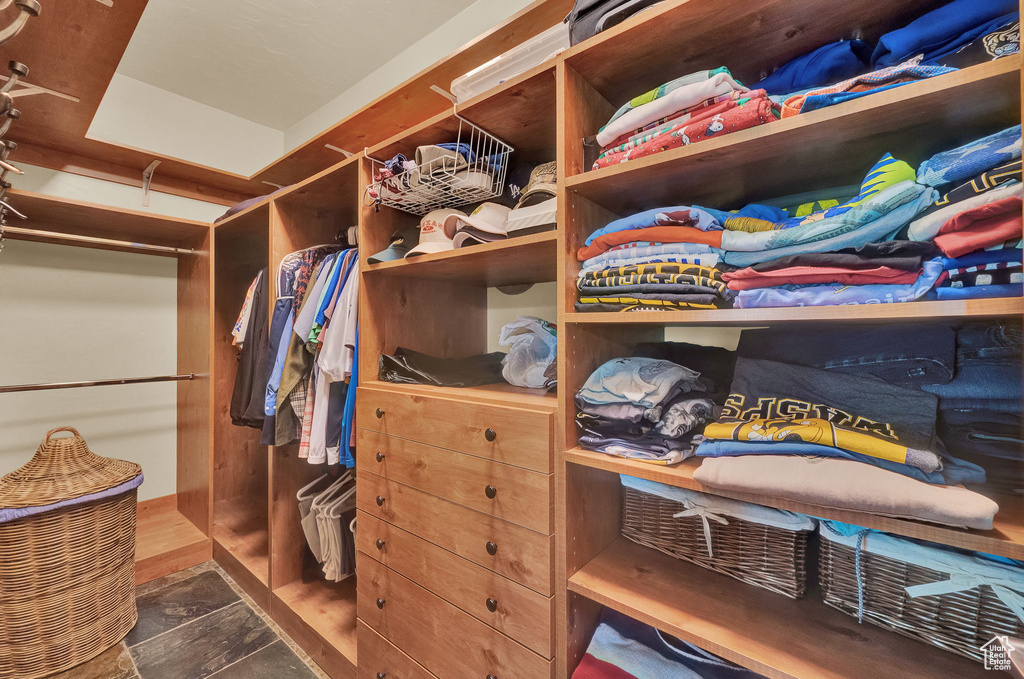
top-left (924, 321), bottom-right (1023, 401)
top-left (736, 323), bottom-right (955, 386)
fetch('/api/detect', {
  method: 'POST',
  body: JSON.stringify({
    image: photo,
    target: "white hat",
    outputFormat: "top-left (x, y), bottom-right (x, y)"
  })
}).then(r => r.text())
top-left (405, 208), bottom-right (466, 257)
top-left (445, 202), bottom-right (511, 236)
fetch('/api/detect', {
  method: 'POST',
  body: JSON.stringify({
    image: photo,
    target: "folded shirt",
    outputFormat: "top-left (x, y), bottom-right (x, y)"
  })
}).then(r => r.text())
top-left (585, 206), bottom-right (722, 247)
top-left (582, 242), bottom-right (720, 271)
top-left (907, 181), bottom-right (1022, 241)
top-left (912, 160), bottom-right (1021, 224)
top-left (594, 93), bottom-right (778, 169)
top-left (695, 439), bottom-right (985, 486)
top-left (732, 257), bottom-right (945, 308)
top-left (578, 283), bottom-right (730, 298)
top-left (781, 62), bottom-right (956, 117)
top-left (932, 196), bottom-right (1024, 257)
top-left (597, 71), bottom-right (748, 147)
top-left (742, 243), bottom-right (938, 272)
top-left (579, 272), bottom-right (726, 292)
top-left (579, 226), bottom-right (725, 260)
top-left (579, 262), bottom-right (724, 282)
top-left (755, 39), bottom-right (870, 95)
top-left (579, 253), bottom-right (722, 278)
top-left (946, 261), bottom-right (1022, 288)
top-left (603, 68), bottom-right (731, 130)
top-left (693, 455), bottom-right (999, 530)
top-left (935, 18), bottom-right (1020, 68)
top-left (871, 0), bottom-right (1018, 67)
top-left (576, 293), bottom-right (724, 311)
top-left (723, 264), bottom-right (920, 290)
top-left (577, 357), bottom-right (703, 409)
top-left (917, 125), bottom-right (1022, 188)
top-left (933, 283), bottom-right (1023, 300)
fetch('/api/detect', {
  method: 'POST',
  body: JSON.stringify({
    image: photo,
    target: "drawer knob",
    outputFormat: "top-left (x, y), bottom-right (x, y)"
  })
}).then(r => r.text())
top-left (376, 598), bottom-right (386, 609)
top-left (484, 428), bottom-right (497, 442)
top-left (485, 485), bottom-right (497, 499)
top-left (488, 675), bottom-right (498, 679)
top-left (376, 496), bottom-right (386, 506)
top-left (375, 408), bottom-right (385, 419)
top-left (376, 539), bottom-right (386, 551)
top-left (377, 674), bottom-right (386, 679)
top-left (376, 451), bottom-right (385, 463)
top-left (486, 598), bottom-right (498, 612)
top-left (486, 541), bottom-right (498, 556)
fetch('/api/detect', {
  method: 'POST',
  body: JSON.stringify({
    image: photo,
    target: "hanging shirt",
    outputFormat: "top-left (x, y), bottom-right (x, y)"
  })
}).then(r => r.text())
top-left (319, 252), bottom-right (360, 383)
top-left (232, 272), bottom-right (261, 347)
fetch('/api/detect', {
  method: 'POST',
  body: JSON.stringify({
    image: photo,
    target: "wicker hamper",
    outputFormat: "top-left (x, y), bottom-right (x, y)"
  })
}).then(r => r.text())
top-left (0, 427), bottom-right (143, 679)
top-left (819, 521), bottom-right (1024, 663)
top-left (620, 475), bottom-right (816, 599)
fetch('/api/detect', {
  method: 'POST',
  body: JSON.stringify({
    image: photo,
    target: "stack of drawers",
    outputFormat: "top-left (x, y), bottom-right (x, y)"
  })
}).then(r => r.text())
top-left (354, 383), bottom-right (556, 679)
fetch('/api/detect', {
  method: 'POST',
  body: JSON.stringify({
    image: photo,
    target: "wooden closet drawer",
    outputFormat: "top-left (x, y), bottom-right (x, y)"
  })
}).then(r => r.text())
top-left (356, 387), bottom-right (553, 472)
top-left (357, 511), bottom-right (553, 657)
top-left (357, 471), bottom-right (553, 595)
top-left (357, 553), bottom-right (553, 679)
top-left (358, 621), bottom-right (438, 679)
top-left (357, 429), bottom-right (553, 534)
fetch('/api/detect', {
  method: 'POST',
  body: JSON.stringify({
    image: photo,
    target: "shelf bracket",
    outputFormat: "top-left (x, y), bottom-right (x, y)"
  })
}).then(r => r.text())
top-left (429, 85), bottom-right (458, 105)
top-left (324, 144), bottom-right (354, 158)
top-left (141, 160), bottom-right (160, 207)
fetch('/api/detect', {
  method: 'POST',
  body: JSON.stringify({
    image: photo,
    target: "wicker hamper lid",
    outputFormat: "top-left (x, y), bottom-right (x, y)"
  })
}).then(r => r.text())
top-left (0, 427), bottom-right (142, 510)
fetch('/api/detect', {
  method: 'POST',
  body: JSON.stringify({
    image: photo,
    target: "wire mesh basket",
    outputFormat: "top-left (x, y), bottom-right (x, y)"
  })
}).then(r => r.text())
top-left (365, 111), bottom-right (513, 216)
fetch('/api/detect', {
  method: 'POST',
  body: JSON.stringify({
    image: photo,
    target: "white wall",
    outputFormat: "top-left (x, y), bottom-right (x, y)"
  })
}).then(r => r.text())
top-left (487, 283), bottom-right (557, 353)
top-left (284, 0), bottom-right (538, 151)
top-left (89, 74), bottom-right (285, 176)
top-left (0, 240), bottom-right (179, 502)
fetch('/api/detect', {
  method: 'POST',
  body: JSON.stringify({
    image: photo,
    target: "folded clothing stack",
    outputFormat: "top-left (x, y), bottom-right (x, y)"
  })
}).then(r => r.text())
top-left (908, 126), bottom-right (1024, 301)
top-left (575, 357), bottom-right (716, 464)
top-left (575, 206), bottom-right (734, 312)
top-left (592, 69), bottom-right (778, 170)
top-left (759, 0), bottom-right (1019, 116)
top-left (926, 322), bottom-right (1024, 496)
top-left (690, 326), bottom-right (1002, 530)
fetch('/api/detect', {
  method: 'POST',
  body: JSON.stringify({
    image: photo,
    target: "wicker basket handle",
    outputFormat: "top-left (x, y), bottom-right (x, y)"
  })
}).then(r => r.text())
top-left (42, 427), bottom-right (82, 446)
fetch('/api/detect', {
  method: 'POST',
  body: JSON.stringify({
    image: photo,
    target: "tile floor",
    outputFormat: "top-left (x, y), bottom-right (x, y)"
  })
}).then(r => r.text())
top-left (55, 562), bottom-right (327, 679)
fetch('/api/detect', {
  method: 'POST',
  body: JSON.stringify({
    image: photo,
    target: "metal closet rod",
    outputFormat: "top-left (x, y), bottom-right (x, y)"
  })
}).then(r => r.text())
top-left (0, 373), bottom-right (196, 394)
top-left (3, 226), bottom-right (194, 255)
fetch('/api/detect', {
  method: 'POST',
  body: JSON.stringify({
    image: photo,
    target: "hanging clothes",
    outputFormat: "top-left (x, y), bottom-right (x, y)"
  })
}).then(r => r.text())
top-left (230, 269), bottom-right (270, 428)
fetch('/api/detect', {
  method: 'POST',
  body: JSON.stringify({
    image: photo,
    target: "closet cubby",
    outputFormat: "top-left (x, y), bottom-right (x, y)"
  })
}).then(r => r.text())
top-left (267, 157), bottom-right (361, 679)
top-left (212, 202), bottom-right (272, 604)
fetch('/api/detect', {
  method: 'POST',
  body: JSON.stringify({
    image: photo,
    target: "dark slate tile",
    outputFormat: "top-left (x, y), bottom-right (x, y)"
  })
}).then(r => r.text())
top-left (129, 601), bottom-right (277, 679)
top-left (50, 642), bottom-right (140, 679)
top-left (127, 570), bottom-right (241, 646)
top-left (208, 641), bottom-right (316, 679)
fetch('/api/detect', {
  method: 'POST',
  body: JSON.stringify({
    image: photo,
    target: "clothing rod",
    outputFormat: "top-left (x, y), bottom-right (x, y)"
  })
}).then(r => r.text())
top-left (0, 373), bottom-right (196, 393)
top-left (2, 226), bottom-right (194, 255)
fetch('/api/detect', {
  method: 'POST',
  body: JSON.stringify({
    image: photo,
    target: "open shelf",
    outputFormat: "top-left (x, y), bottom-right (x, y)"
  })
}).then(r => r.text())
top-left (566, 449), bottom-right (1024, 560)
top-left (564, 298), bottom-right (1024, 326)
top-left (361, 379), bottom-right (556, 410)
top-left (565, 58), bottom-right (1020, 213)
top-left (135, 498), bottom-right (212, 585)
top-left (569, 537), bottom-right (991, 679)
top-left (272, 578), bottom-right (358, 677)
top-left (364, 230), bottom-right (557, 286)
top-left (3, 188), bottom-right (211, 253)
top-left (213, 497), bottom-right (270, 587)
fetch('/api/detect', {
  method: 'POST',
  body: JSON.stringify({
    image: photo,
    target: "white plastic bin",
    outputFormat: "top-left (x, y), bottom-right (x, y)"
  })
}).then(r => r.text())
top-left (451, 22), bottom-right (570, 103)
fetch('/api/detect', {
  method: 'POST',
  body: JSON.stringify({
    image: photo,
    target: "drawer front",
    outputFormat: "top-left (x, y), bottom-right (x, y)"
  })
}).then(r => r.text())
top-left (358, 620), bottom-right (437, 679)
top-left (358, 511), bottom-right (553, 658)
top-left (356, 387), bottom-right (553, 472)
top-left (357, 429), bottom-right (553, 534)
top-left (357, 553), bottom-right (553, 679)
top-left (357, 471), bottom-right (553, 595)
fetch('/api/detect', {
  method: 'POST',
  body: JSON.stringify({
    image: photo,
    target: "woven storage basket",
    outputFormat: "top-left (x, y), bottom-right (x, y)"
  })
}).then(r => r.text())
top-left (0, 427), bottom-right (142, 679)
top-left (819, 525), bottom-right (1024, 663)
top-left (621, 480), bottom-right (813, 599)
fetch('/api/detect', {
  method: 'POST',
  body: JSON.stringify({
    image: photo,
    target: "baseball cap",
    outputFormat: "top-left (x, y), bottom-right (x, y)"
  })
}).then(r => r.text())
top-left (515, 161), bottom-right (557, 209)
top-left (447, 202), bottom-right (512, 248)
top-left (405, 208), bottom-right (466, 258)
top-left (368, 226), bottom-right (420, 264)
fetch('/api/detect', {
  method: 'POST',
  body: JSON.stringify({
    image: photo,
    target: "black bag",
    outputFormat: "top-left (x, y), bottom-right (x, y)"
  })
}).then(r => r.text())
top-left (565, 0), bottom-right (666, 45)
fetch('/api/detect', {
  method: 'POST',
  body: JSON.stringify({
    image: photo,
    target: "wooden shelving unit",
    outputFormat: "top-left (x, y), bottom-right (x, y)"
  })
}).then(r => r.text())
top-left (568, 538), bottom-right (992, 679)
top-left (135, 496), bottom-right (212, 586)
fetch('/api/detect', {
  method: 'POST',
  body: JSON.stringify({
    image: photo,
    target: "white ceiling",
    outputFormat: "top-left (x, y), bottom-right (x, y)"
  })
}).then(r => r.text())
top-left (115, 0), bottom-right (480, 131)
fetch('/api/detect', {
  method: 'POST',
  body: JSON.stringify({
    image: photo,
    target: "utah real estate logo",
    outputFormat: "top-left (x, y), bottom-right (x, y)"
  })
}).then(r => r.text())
top-left (981, 635), bottom-right (1015, 671)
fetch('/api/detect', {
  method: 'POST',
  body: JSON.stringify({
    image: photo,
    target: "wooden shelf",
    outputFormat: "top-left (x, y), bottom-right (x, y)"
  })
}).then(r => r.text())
top-left (566, 449), bottom-right (1024, 560)
top-left (364, 231), bottom-right (558, 286)
top-left (360, 379), bottom-right (557, 410)
top-left (213, 497), bottom-right (269, 587)
top-left (4, 188), bottom-right (211, 252)
top-left (272, 578), bottom-right (358, 678)
top-left (568, 537), bottom-right (991, 679)
top-left (564, 297), bottom-right (1024, 326)
top-left (135, 497), bottom-right (212, 585)
top-left (564, 58), bottom-right (1020, 213)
